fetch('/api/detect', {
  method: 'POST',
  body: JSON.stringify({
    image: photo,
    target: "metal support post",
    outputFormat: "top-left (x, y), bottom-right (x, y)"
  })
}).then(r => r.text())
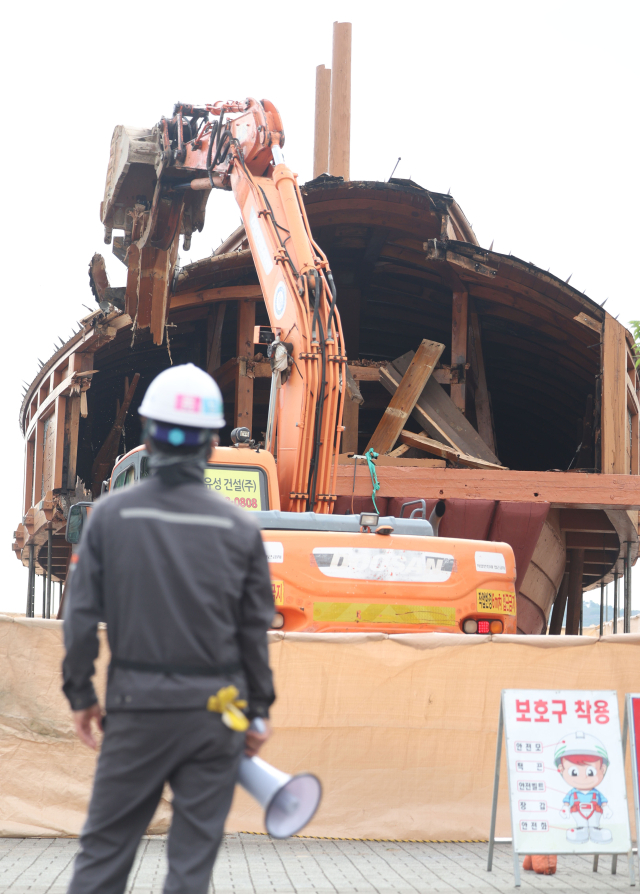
top-left (600, 580), bottom-right (604, 636)
top-left (46, 527), bottom-right (52, 619)
top-left (487, 696), bottom-right (522, 886)
top-left (42, 571), bottom-right (46, 619)
top-left (593, 700), bottom-right (635, 883)
top-left (487, 700), bottom-right (504, 874)
top-left (613, 703), bottom-right (629, 876)
top-left (625, 543), bottom-right (632, 634)
top-left (27, 543), bottom-right (34, 617)
top-left (566, 549), bottom-right (585, 635)
top-left (614, 573), bottom-right (619, 634)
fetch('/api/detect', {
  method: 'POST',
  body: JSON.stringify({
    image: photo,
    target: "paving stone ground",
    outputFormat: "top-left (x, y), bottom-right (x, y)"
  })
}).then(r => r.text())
top-left (0, 836), bottom-right (636, 893)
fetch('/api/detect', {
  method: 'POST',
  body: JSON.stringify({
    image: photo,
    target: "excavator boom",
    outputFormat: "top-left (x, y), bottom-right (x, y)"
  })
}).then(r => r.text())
top-left (101, 99), bottom-right (347, 513)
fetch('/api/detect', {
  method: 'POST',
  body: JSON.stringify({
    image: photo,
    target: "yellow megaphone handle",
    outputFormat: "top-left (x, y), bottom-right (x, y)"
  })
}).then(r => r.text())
top-left (207, 685), bottom-right (249, 731)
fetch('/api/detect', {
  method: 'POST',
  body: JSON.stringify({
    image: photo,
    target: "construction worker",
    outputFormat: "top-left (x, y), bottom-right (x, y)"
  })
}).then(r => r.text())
top-left (62, 363), bottom-right (275, 894)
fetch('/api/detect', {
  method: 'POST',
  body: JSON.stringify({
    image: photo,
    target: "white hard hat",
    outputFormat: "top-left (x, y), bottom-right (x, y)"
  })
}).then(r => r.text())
top-left (138, 363), bottom-right (225, 429)
top-left (554, 731), bottom-right (609, 767)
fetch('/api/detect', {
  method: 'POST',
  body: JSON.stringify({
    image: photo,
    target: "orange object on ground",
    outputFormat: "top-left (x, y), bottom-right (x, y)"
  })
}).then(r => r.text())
top-left (523, 855), bottom-right (557, 874)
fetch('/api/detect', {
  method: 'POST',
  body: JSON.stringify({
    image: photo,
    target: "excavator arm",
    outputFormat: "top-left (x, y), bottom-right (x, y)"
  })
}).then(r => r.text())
top-left (101, 99), bottom-right (346, 513)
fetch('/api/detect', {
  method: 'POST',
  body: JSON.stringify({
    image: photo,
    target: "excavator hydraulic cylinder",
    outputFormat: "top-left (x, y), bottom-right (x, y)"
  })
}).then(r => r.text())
top-left (272, 166), bottom-right (316, 273)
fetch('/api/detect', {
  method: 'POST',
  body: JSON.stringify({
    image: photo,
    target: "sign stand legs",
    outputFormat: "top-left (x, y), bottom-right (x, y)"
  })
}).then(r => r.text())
top-left (595, 699), bottom-right (636, 884)
top-left (486, 702), bottom-right (502, 873)
top-left (512, 842), bottom-right (521, 888)
top-left (487, 700), bottom-right (521, 886)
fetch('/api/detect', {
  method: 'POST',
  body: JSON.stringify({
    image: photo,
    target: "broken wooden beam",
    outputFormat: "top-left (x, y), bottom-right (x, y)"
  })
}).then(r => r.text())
top-left (399, 430), bottom-right (507, 470)
top-left (386, 351), bottom-right (501, 465)
top-left (380, 362), bottom-right (498, 464)
top-left (341, 365), bottom-right (363, 454)
top-left (206, 303), bottom-right (226, 375)
top-left (388, 444), bottom-right (410, 458)
top-left (88, 254), bottom-right (110, 308)
top-left (337, 453), bottom-right (445, 468)
top-left (349, 365), bottom-right (382, 382)
top-left (213, 356), bottom-right (240, 392)
top-left (366, 339), bottom-right (444, 454)
top-left (90, 374), bottom-right (140, 495)
top-left (342, 397), bottom-right (359, 455)
top-left (235, 300), bottom-right (255, 430)
top-left (468, 306), bottom-right (497, 454)
top-left (450, 292), bottom-right (468, 413)
top-left (65, 396), bottom-right (81, 491)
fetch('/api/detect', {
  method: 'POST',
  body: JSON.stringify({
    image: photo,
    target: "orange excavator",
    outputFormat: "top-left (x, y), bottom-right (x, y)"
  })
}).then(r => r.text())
top-left (101, 99), bottom-right (344, 514)
top-left (92, 99), bottom-right (518, 635)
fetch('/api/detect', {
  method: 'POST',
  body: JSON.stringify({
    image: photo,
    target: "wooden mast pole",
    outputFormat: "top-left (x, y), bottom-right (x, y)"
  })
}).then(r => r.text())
top-left (329, 22), bottom-right (352, 181)
top-left (313, 65), bottom-right (331, 178)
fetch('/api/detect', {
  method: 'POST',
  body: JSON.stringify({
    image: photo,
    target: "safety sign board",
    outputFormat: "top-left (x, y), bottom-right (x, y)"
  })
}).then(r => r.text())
top-left (487, 690), bottom-right (634, 886)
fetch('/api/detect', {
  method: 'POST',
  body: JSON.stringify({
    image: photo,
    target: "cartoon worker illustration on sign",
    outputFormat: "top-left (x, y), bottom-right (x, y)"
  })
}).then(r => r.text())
top-left (555, 731), bottom-right (613, 842)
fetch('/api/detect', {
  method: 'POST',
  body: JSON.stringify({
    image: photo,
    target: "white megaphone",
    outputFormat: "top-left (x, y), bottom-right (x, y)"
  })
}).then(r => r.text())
top-left (238, 720), bottom-right (322, 838)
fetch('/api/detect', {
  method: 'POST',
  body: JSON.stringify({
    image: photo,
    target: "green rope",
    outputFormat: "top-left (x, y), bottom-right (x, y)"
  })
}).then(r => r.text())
top-left (364, 448), bottom-right (380, 513)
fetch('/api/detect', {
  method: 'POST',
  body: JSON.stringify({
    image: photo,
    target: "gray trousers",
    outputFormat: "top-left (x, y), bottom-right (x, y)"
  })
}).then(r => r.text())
top-left (68, 709), bottom-right (243, 894)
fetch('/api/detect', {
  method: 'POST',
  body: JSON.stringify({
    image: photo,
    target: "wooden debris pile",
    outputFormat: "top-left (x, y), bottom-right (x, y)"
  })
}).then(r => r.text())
top-left (362, 339), bottom-right (507, 470)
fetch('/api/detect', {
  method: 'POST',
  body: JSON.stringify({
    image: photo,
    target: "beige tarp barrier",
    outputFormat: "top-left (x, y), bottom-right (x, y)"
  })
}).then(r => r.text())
top-left (1, 614), bottom-right (639, 841)
top-left (584, 615), bottom-right (640, 637)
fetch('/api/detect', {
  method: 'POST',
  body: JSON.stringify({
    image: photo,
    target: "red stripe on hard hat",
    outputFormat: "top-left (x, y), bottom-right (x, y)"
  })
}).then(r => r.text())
top-left (175, 395), bottom-right (201, 412)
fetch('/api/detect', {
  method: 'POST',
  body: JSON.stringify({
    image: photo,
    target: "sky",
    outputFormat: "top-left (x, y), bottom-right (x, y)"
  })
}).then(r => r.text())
top-left (0, 0), bottom-right (638, 614)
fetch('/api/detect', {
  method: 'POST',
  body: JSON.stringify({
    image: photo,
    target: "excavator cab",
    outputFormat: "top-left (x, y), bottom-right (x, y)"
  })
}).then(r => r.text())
top-left (107, 444), bottom-right (280, 512)
top-left (65, 502), bottom-right (93, 544)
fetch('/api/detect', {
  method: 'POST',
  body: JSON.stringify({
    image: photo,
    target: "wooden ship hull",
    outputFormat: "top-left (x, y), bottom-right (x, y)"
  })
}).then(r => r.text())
top-left (13, 173), bottom-right (639, 632)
